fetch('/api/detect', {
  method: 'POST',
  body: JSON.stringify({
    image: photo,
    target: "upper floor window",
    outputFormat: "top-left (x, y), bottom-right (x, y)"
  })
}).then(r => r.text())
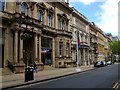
top-left (48, 15), bottom-right (52, 27)
top-left (58, 18), bottom-right (61, 29)
top-left (21, 3), bottom-right (27, 15)
top-left (0, 1), bottom-right (5, 11)
top-left (38, 10), bottom-right (43, 21)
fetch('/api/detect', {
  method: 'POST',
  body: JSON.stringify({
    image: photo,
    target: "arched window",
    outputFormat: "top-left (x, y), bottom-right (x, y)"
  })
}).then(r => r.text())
top-left (38, 10), bottom-right (43, 21)
top-left (21, 3), bottom-right (27, 15)
top-left (0, 1), bottom-right (5, 11)
top-left (58, 18), bottom-right (61, 29)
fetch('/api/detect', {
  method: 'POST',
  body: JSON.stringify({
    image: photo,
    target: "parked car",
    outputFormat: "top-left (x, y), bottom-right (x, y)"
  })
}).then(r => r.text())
top-left (101, 61), bottom-right (107, 66)
top-left (94, 61), bottom-right (102, 67)
top-left (106, 61), bottom-right (112, 65)
top-left (94, 61), bottom-right (106, 67)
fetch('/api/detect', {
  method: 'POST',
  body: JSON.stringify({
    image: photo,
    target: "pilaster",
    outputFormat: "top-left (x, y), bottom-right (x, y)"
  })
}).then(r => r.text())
top-left (52, 38), bottom-right (55, 67)
top-left (34, 34), bottom-right (38, 61)
top-left (14, 30), bottom-right (18, 64)
top-left (39, 35), bottom-right (41, 63)
top-left (4, 29), bottom-right (9, 67)
top-left (20, 32), bottom-right (23, 64)
top-left (83, 49), bottom-right (86, 65)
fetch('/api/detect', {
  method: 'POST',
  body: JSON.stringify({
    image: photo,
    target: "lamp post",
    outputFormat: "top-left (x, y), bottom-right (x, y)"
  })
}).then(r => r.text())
top-left (18, 2), bottom-right (34, 82)
top-left (75, 30), bottom-right (81, 72)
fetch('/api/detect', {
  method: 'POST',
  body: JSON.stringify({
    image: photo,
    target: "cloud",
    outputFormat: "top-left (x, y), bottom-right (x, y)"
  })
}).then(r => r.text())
top-left (69, 0), bottom-right (105, 5)
top-left (96, 0), bottom-right (119, 36)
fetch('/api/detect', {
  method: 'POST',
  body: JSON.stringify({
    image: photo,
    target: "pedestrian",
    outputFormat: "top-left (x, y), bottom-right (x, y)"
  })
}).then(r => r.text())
top-left (33, 61), bottom-right (37, 73)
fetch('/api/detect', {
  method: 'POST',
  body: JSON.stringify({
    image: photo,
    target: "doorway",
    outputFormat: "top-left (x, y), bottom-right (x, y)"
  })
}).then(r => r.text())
top-left (0, 30), bottom-right (4, 68)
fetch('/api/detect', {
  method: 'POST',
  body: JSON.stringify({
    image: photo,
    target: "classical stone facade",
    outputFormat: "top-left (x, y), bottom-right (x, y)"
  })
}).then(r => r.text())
top-left (0, 1), bottom-right (111, 73)
top-left (0, 2), bottom-right (72, 73)
top-left (71, 7), bottom-right (90, 66)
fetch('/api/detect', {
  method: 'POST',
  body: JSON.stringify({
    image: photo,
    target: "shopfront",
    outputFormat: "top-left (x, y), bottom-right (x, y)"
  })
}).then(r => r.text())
top-left (41, 36), bottom-right (52, 65)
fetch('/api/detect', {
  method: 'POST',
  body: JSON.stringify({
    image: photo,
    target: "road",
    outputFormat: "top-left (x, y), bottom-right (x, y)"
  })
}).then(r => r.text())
top-left (11, 64), bottom-right (120, 89)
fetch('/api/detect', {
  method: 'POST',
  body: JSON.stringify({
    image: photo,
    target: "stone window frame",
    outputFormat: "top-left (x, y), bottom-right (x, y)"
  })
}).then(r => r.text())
top-left (37, 3), bottom-right (46, 22)
top-left (38, 9), bottom-right (43, 22)
top-left (21, 2), bottom-right (28, 15)
top-left (66, 42), bottom-right (69, 57)
top-left (58, 17), bottom-right (61, 30)
top-left (57, 13), bottom-right (69, 30)
top-left (47, 7), bottom-right (54, 27)
top-left (59, 42), bottom-right (63, 57)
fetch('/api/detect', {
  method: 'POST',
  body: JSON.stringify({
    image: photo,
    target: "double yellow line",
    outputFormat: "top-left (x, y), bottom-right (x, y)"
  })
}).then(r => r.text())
top-left (113, 80), bottom-right (120, 90)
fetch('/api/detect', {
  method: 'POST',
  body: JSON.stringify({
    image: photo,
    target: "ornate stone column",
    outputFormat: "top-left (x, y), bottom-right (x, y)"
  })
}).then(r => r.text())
top-left (38, 35), bottom-right (41, 63)
top-left (14, 30), bottom-right (18, 64)
top-left (78, 50), bottom-right (81, 66)
top-left (4, 29), bottom-right (9, 67)
top-left (52, 38), bottom-right (55, 67)
top-left (87, 49), bottom-right (90, 65)
top-left (83, 49), bottom-right (86, 65)
top-left (34, 34), bottom-right (38, 62)
top-left (43, 9), bottom-right (47, 25)
top-left (20, 32), bottom-right (23, 64)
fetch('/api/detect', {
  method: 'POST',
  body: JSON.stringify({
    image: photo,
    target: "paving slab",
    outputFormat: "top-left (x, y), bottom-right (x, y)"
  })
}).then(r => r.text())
top-left (1, 65), bottom-right (94, 89)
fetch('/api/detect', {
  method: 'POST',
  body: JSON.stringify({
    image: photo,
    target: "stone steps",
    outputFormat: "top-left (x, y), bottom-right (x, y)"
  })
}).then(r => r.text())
top-left (44, 65), bottom-right (55, 71)
top-left (0, 67), bottom-right (14, 76)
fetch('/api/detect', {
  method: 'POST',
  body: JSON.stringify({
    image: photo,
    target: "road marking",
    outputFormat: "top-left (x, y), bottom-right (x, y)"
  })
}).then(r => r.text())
top-left (113, 80), bottom-right (120, 90)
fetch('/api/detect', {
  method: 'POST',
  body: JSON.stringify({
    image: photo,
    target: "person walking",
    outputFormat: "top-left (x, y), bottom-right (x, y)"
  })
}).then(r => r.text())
top-left (33, 61), bottom-right (37, 73)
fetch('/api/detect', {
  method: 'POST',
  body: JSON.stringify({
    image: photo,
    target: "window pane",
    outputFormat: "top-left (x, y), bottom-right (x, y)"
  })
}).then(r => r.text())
top-left (48, 15), bottom-right (51, 26)
top-left (21, 3), bottom-right (27, 14)
top-left (0, 1), bottom-right (5, 11)
top-left (38, 10), bottom-right (42, 21)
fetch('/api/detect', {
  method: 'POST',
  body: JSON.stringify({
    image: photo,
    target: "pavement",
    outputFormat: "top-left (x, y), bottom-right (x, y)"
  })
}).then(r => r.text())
top-left (0, 65), bottom-right (95, 89)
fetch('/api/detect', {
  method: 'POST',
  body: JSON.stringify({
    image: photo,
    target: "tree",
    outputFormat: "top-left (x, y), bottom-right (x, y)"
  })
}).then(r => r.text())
top-left (109, 40), bottom-right (120, 55)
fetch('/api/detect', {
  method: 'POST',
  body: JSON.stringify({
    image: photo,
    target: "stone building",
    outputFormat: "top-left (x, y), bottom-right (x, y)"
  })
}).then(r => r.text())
top-left (0, 1), bottom-right (72, 73)
top-left (96, 27), bottom-right (106, 61)
top-left (0, 1), bottom-right (112, 73)
top-left (71, 7), bottom-right (90, 66)
top-left (89, 23), bottom-right (98, 64)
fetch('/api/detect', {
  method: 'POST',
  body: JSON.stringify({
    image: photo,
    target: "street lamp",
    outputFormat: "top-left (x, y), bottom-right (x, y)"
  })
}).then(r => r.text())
top-left (18, 2), bottom-right (35, 82)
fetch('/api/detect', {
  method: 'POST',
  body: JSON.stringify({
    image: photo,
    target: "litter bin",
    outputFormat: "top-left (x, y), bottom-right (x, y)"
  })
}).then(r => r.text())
top-left (25, 67), bottom-right (34, 82)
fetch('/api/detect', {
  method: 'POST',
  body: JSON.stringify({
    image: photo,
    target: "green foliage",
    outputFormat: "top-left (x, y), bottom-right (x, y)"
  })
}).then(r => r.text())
top-left (109, 40), bottom-right (120, 55)
top-left (21, 32), bottom-right (32, 41)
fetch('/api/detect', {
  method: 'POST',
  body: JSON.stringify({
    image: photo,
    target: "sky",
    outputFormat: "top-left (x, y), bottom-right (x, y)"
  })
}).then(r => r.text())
top-left (69, 0), bottom-right (119, 37)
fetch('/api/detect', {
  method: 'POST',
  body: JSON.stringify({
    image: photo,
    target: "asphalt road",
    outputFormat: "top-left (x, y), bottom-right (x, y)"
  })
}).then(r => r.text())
top-left (12, 64), bottom-right (120, 89)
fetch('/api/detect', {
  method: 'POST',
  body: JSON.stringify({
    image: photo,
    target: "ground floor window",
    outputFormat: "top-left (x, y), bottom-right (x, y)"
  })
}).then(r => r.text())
top-left (41, 51), bottom-right (52, 65)
top-left (59, 42), bottom-right (63, 57)
top-left (41, 36), bottom-right (52, 65)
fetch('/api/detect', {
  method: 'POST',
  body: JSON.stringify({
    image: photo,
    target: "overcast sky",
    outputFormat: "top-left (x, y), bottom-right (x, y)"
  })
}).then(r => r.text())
top-left (69, 0), bottom-right (119, 37)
